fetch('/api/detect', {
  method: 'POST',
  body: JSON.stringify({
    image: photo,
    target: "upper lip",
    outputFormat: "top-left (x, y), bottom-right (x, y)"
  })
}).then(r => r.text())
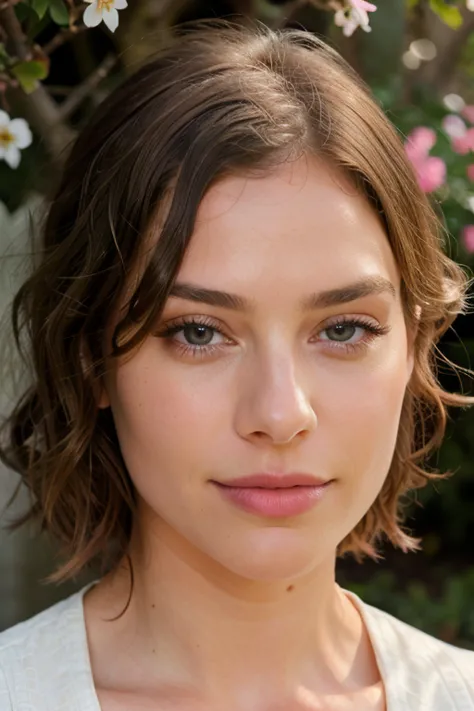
top-left (213, 473), bottom-right (330, 488)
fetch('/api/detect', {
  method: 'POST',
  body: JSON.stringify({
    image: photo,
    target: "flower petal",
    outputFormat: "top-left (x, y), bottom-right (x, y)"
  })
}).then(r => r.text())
top-left (0, 110), bottom-right (10, 128)
top-left (452, 136), bottom-right (471, 155)
top-left (83, 3), bottom-right (103, 27)
top-left (405, 127), bottom-right (437, 160)
top-left (462, 105), bottom-right (474, 124)
top-left (0, 146), bottom-right (6, 159)
top-left (462, 225), bottom-right (474, 252)
top-left (113, 0), bottom-right (127, 9)
top-left (351, 0), bottom-right (377, 11)
top-left (102, 7), bottom-right (119, 32)
top-left (417, 156), bottom-right (446, 193)
top-left (343, 19), bottom-right (358, 36)
top-left (352, 7), bottom-right (370, 26)
top-left (4, 145), bottom-right (21, 169)
top-left (442, 114), bottom-right (466, 139)
top-left (9, 118), bottom-right (33, 149)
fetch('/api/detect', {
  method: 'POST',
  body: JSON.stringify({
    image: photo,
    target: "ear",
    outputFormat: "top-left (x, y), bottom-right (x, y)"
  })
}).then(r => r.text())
top-left (97, 384), bottom-right (111, 409)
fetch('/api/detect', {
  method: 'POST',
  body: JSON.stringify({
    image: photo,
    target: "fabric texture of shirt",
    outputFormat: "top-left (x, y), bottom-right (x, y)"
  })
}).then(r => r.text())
top-left (0, 582), bottom-right (473, 710)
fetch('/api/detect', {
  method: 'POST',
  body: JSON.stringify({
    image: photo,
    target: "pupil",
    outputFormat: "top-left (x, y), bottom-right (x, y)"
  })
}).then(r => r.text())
top-left (329, 324), bottom-right (356, 341)
top-left (185, 325), bottom-right (213, 346)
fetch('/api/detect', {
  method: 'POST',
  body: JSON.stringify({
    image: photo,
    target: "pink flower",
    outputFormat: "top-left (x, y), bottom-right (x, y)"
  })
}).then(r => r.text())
top-left (462, 105), bottom-right (474, 124)
top-left (461, 225), bottom-right (474, 253)
top-left (452, 128), bottom-right (474, 154)
top-left (405, 127), bottom-right (437, 162)
top-left (412, 156), bottom-right (446, 193)
top-left (404, 128), bottom-right (445, 193)
top-left (467, 164), bottom-right (474, 181)
top-left (334, 0), bottom-right (377, 36)
top-left (351, 0), bottom-right (377, 10)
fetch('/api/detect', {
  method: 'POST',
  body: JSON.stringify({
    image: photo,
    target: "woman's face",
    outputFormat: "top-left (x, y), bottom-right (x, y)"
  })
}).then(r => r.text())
top-left (101, 156), bottom-right (414, 581)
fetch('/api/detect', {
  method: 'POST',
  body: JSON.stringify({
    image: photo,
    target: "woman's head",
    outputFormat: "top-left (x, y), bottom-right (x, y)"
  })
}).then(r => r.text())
top-left (1, 21), bottom-right (471, 581)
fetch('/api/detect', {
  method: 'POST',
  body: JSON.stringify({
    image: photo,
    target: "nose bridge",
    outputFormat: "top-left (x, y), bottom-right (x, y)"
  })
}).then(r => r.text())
top-left (235, 336), bottom-right (317, 445)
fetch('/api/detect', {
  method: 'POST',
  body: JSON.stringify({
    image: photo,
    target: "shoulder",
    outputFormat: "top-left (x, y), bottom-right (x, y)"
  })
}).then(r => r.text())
top-left (0, 586), bottom-right (92, 711)
top-left (352, 592), bottom-right (474, 709)
top-left (0, 587), bottom-right (81, 657)
top-left (0, 662), bottom-right (11, 711)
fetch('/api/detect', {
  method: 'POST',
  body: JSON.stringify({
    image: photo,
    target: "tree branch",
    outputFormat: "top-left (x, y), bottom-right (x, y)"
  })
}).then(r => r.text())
top-left (0, 70), bottom-right (17, 86)
top-left (43, 24), bottom-right (89, 56)
top-left (0, 3), bottom-right (75, 165)
top-left (0, 0), bottom-right (22, 13)
top-left (414, 3), bottom-right (474, 95)
top-left (431, 12), bottom-right (474, 92)
top-left (0, 2), bottom-right (31, 60)
top-left (58, 53), bottom-right (117, 120)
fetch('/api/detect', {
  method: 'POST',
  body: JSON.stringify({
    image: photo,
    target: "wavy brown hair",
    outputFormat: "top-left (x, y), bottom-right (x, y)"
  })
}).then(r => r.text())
top-left (1, 21), bottom-right (473, 581)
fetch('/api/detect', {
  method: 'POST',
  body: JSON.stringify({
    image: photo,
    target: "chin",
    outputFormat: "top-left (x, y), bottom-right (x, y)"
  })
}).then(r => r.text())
top-left (211, 527), bottom-right (335, 582)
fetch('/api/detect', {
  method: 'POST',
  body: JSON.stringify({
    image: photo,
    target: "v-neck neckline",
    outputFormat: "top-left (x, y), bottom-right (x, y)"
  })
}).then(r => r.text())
top-left (73, 582), bottom-right (401, 711)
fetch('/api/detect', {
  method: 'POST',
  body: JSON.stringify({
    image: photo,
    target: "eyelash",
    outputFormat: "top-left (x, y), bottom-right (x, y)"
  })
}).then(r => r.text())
top-left (154, 315), bottom-right (391, 360)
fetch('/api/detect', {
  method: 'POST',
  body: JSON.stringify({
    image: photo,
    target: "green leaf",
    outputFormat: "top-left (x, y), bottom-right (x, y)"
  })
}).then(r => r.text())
top-left (14, 2), bottom-right (38, 22)
top-left (11, 59), bottom-right (49, 93)
top-left (429, 0), bottom-right (463, 29)
top-left (49, 0), bottom-right (69, 26)
top-left (31, 0), bottom-right (50, 20)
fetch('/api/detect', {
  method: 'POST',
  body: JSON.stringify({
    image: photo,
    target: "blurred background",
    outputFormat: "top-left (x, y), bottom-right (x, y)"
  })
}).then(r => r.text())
top-left (0, 0), bottom-right (473, 648)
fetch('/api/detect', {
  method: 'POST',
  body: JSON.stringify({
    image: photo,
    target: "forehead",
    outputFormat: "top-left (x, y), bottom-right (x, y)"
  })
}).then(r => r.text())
top-left (175, 156), bottom-right (400, 301)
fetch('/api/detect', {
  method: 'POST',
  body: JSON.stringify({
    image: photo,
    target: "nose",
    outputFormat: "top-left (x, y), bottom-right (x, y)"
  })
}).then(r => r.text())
top-left (234, 350), bottom-right (317, 447)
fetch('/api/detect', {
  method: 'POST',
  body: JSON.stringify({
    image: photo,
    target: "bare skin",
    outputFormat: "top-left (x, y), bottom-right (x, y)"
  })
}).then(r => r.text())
top-left (84, 155), bottom-right (414, 710)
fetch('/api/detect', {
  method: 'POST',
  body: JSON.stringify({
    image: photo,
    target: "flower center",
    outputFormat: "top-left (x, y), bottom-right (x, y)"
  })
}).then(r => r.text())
top-left (0, 129), bottom-right (13, 148)
top-left (97, 0), bottom-right (114, 10)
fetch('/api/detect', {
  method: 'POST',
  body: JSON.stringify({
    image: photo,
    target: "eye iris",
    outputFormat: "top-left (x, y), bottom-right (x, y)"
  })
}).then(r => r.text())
top-left (184, 324), bottom-right (213, 346)
top-left (327, 324), bottom-right (356, 342)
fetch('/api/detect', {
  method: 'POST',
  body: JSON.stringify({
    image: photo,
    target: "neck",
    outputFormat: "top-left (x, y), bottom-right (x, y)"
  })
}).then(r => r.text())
top-left (85, 516), bottom-right (380, 708)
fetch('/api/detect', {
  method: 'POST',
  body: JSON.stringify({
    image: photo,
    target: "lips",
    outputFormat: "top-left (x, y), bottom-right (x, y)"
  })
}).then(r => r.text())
top-left (210, 473), bottom-right (333, 517)
top-left (214, 473), bottom-right (329, 488)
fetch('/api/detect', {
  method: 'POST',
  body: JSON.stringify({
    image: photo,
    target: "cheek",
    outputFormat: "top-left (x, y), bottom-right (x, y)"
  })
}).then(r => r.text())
top-left (106, 344), bottom-right (225, 494)
top-left (321, 335), bottom-right (410, 493)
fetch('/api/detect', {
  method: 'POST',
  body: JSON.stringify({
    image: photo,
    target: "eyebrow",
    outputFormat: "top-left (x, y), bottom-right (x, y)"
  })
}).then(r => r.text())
top-left (168, 275), bottom-right (396, 312)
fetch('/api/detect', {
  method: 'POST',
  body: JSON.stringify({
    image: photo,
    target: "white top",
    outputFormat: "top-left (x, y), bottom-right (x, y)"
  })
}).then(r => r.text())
top-left (0, 583), bottom-right (472, 710)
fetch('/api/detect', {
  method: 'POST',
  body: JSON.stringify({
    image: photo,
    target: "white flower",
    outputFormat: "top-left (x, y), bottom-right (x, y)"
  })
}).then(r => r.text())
top-left (442, 114), bottom-right (467, 139)
top-left (334, 0), bottom-right (377, 37)
top-left (0, 111), bottom-right (33, 169)
top-left (467, 0), bottom-right (474, 11)
top-left (83, 0), bottom-right (127, 33)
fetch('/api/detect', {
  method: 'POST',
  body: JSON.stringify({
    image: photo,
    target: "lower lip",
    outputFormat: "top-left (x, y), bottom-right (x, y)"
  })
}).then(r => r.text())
top-left (212, 482), bottom-right (332, 517)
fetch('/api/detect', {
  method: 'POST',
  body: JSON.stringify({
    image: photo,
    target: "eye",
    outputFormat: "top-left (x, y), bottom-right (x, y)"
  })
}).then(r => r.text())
top-left (174, 322), bottom-right (225, 347)
top-left (155, 314), bottom-right (390, 360)
top-left (321, 322), bottom-right (364, 343)
top-left (316, 317), bottom-right (390, 352)
top-left (323, 323), bottom-right (359, 342)
top-left (154, 316), bottom-right (231, 358)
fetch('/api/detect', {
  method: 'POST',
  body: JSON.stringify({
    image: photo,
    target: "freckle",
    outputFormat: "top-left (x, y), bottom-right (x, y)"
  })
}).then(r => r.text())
top-left (152, 649), bottom-right (155, 654)
top-left (286, 585), bottom-right (294, 592)
top-left (151, 604), bottom-right (155, 608)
